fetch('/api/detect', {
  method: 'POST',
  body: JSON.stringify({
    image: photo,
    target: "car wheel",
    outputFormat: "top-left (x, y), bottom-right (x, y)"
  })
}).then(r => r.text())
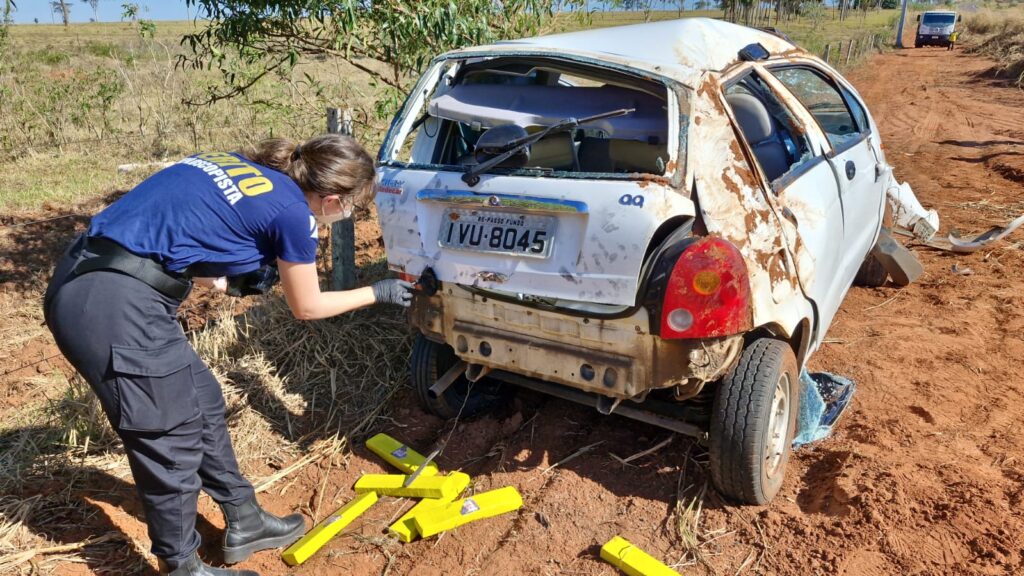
top-left (409, 333), bottom-right (512, 420)
top-left (708, 338), bottom-right (799, 505)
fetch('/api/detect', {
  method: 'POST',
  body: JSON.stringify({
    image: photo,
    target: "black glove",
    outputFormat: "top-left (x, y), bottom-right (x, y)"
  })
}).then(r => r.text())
top-left (372, 279), bottom-right (414, 307)
top-left (226, 265), bottom-right (280, 298)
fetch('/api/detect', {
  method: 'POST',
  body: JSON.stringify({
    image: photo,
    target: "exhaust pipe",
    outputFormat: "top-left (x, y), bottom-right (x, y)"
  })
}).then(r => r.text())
top-left (428, 361), bottom-right (467, 399)
top-left (464, 363), bottom-right (492, 383)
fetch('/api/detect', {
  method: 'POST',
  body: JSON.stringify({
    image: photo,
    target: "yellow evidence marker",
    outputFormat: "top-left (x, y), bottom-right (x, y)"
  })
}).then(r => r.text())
top-left (365, 433), bottom-right (441, 477)
top-left (389, 472), bottom-right (472, 543)
top-left (412, 486), bottom-right (523, 539)
top-left (281, 492), bottom-right (378, 566)
top-left (354, 473), bottom-right (464, 499)
top-left (600, 536), bottom-right (681, 576)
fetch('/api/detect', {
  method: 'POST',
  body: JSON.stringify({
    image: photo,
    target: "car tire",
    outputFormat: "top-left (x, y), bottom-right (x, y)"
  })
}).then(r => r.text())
top-left (708, 338), bottom-right (799, 505)
top-left (854, 252), bottom-right (889, 287)
top-left (409, 333), bottom-right (512, 420)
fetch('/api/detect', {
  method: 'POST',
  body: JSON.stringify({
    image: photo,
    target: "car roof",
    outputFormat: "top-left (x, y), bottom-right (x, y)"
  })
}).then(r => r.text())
top-left (441, 17), bottom-right (799, 88)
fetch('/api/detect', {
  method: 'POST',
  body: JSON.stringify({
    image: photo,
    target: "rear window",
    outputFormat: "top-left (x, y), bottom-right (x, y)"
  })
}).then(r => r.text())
top-left (382, 56), bottom-right (684, 180)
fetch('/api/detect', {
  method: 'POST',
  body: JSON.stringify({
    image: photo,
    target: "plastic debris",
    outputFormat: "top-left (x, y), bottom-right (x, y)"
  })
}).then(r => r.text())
top-left (947, 213), bottom-right (1024, 253)
top-left (887, 180), bottom-right (940, 241)
top-left (951, 264), bottom-right (974, 276)
top-left (793, 370), bottom-right (856, 448)
top-left (600, 536), bottom-right (681, 576)
top-left (872, 229), bottom-right (924, 286)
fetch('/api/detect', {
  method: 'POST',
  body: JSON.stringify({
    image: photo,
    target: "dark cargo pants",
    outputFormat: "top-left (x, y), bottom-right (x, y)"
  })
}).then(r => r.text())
top-left (45, 237), bottom-right (254, 566)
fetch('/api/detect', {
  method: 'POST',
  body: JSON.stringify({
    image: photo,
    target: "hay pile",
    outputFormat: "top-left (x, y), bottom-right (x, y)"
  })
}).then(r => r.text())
top-left (191, 295), bottom-right (414, 478)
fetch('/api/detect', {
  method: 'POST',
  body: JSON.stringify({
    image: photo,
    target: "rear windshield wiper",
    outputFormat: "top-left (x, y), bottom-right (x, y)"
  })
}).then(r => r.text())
top-left (461, 107), bottom-right (635, 187)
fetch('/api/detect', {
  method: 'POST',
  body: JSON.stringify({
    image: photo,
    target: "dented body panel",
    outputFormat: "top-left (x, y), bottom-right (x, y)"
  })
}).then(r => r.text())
top-left (376, 17), bottom-right (889, 402)
top-left (411, 286), bottom-right (742, 400)
top-left (376, 168), bottom-right (694, 306)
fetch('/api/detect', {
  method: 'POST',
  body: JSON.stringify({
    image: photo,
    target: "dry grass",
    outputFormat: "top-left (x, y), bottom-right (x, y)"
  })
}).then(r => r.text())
top-left (0, 281), bottom-right (411, 573)
top-left (671, 451), bottom-right (717, 574)
top-left (963, 9), bottom-right (1024, 84)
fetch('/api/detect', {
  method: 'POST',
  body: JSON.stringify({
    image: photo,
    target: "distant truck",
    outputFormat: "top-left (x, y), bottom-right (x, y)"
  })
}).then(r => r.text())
top-left (915, 10), bottom-right (962, 48)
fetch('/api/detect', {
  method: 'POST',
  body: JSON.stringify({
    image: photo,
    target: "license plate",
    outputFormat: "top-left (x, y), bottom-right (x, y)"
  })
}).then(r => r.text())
top-left (438, 208), bottom-right (555, 258)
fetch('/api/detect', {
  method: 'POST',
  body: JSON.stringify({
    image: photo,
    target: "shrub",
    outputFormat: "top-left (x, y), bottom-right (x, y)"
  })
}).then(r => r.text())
top-left (85, 41), bottom-right (124, 59)
top-left (29, 46), bottom-right (70, 66)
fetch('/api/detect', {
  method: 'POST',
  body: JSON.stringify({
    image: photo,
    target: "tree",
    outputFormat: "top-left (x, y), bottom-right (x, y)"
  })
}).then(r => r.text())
top-left (1, 1), bottom-right (15, 51)
top-left (51, 0), bottom-right (70, 27)
top-left (121, 2), bottom-right (138, 22)
top-left (82, 0), bottom-right (98, 22)
top-left (180, 0), bottom-right (581, 108)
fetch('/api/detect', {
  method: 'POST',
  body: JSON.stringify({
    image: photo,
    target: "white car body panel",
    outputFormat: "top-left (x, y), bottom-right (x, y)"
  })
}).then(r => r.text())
top-left (376, 18), bottom-right (889, 366)
top-left (376, 168), bottom-right (695, 306)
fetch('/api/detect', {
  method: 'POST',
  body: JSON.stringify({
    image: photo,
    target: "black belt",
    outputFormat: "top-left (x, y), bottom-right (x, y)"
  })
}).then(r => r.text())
top-left (74, 237), bottom-right (192, 300)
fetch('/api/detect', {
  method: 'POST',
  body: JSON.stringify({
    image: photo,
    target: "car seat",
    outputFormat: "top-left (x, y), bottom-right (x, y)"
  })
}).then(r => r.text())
top-left (725, 93), bottom-right (791, 182)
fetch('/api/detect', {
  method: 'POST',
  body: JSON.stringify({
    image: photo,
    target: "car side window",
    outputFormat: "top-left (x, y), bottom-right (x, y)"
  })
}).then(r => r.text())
top-left (724, 73), bottom-right (815, 185)
top-left (770, 67), bottom-right (863, 151)
top-left (839, 85), bottom-right (870, 134)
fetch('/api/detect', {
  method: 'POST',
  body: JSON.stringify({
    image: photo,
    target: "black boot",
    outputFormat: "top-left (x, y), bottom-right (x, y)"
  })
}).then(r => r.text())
top-left (220, 496), bottom-right (306, 564)
top-left (158, 552), bottom-right (259, 576)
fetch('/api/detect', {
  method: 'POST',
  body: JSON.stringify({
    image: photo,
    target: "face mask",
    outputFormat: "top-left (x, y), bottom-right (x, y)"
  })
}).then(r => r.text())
top-left (314, 199), bottom-right (353, 225)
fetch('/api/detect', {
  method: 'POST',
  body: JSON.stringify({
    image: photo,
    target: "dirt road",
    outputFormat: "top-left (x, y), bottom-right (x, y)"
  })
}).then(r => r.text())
top-left (242, 45), bottom-right (1024, 576)
top-left (5, 46), bottom-right (1023, 575)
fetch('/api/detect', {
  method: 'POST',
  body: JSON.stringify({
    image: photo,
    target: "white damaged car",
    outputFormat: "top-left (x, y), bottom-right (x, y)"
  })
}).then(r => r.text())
top-left (375, 18), bottom-right (892, 504)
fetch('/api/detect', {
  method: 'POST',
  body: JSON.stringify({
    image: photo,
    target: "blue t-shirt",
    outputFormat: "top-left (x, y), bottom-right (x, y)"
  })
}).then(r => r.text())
top-left (88, 152), bottom-right (319, 277)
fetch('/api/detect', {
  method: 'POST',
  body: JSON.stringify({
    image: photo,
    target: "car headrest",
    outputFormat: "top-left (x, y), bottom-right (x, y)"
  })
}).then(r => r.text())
top-left (725, 93), bottom-right (774, 144)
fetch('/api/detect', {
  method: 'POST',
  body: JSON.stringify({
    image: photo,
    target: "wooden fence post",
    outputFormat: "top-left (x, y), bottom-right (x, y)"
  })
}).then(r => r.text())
top-left (327, 107), bottom-right (357, 291)
top-left (823, 43), bottom-right (831, 64)
top-left (846, 38), bottom-right (855, 65)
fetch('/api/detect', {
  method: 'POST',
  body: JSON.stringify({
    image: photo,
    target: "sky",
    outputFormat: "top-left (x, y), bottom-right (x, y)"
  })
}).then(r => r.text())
top-left (8, 1), bottom-right (724, 24)
top-left (10, 0), bottom-right (194, 24)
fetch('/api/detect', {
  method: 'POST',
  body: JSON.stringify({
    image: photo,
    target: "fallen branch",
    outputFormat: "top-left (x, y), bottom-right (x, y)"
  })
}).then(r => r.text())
top-left (610, 435), bottom-right (674, 465)
top-left (540, 441), bottom-right (603, 475)
top-left (0, 532), bottom-right (123, 569)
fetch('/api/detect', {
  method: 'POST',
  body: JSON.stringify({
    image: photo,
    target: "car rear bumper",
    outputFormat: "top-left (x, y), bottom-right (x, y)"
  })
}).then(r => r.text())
top-left (410, 284), bottom-right (743, 401)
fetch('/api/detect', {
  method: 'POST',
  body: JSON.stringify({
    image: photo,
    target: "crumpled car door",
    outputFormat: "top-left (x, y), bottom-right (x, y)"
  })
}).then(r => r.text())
top-left (769, 67), bottom-right (886, 289)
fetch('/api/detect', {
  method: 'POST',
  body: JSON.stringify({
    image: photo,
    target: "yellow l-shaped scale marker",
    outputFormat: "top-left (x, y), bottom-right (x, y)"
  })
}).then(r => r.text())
top-left (600, 536), bottom-right (681, 576)
top-left (365, 433), bottom-right (441, 477)
top-left (354, 473), bottom-right (463, 499)
top-left (411, 486), bottom-right (523, 539)
top-left (389, 472), bottom-right (472, 542)
top-left (281, 492), bottom-right (378, 566)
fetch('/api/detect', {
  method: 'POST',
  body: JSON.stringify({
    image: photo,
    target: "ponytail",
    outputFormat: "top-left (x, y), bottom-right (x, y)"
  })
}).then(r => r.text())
top-left (240, 134), bottom-right (375, 206)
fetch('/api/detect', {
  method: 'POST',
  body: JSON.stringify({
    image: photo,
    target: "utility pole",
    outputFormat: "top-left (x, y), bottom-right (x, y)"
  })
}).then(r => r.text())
top-left (895, 0), bottom-right (909, 48)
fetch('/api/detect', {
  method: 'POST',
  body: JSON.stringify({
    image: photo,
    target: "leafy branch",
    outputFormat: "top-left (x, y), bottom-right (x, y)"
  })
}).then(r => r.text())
top-left (179, 1), bottom-right (580, 112)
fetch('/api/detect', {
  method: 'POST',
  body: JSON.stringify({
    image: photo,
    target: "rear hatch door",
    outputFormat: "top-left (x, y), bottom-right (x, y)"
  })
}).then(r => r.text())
top-left (376, 168), bottom-right (694, 307)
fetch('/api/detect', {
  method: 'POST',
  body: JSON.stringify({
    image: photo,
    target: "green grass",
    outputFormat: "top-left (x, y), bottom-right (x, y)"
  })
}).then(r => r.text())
top-left (0, 9), bottom-right (903, 213)
top-left (0, 153), bottom-right (147, 212)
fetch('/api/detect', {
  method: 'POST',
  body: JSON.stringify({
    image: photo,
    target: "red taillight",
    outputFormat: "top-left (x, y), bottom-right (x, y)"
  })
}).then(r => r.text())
top-left (660, 237), bottom-right (752, 339)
